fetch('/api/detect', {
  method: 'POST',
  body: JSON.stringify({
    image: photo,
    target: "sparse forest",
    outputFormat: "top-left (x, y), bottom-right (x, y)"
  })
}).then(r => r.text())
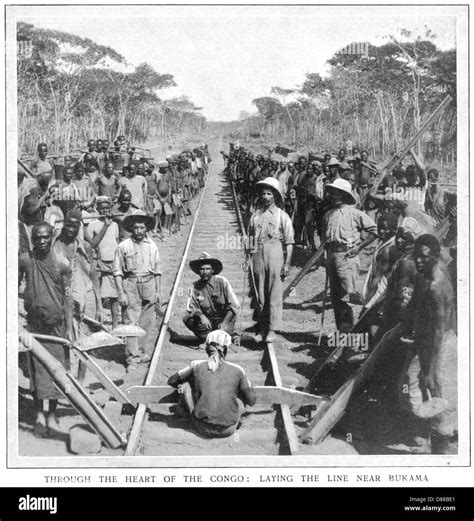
top-left (224, 33), bottom-right (456, 163)
top-left (17, 22), bottom-right (206, 155)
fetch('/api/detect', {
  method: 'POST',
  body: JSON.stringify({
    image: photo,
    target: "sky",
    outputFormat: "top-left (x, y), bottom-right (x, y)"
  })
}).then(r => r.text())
top-left (16, 5), bottom-right (459, 122)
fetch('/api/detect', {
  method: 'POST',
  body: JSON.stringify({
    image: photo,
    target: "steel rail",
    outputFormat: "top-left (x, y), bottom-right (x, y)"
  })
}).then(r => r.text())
top-left (124, 170), bottom-right (209, 456)
top-left (229, 176), bottom-right (299, 454)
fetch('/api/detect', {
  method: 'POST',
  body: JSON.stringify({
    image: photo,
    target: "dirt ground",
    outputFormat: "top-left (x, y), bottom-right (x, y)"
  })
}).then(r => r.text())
top-left (17, 137), bottom-right (435, 458)
top-left (17, 138), bottom-right (207, 457)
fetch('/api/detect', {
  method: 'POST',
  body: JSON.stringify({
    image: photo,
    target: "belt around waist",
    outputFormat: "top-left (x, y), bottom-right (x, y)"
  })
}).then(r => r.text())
top-left (256, 238), bottom-right (283, 245)
top-left (124, 274), bottom-right (154, 282)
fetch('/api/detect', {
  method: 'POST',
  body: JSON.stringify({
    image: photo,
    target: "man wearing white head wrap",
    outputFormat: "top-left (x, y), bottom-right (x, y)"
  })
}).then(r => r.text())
top-left (168, 330), bottom-right (256, 438)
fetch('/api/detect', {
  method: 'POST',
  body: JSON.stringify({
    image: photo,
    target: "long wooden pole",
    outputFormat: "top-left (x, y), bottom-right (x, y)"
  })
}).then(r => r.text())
top-left (283, 242), bottom-right (325, 301)
top-left (304, 212), bottom-right (453, 389)
top-left (20, 335), bottom-right (124, 449)
top-left (284, 94), bottom-right (452, 302)
top-left (18, 158), bottom-right (34, 178)
top-left (358, 94), bottom-right (453, 208)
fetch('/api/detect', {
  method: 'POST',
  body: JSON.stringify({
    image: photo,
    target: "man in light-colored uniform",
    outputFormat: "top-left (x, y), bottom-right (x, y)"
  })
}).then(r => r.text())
top-left (113, 210), bottom-right (160, 368)
top-left (323, 178), bottom-right (377, 332)
top-left (248, 177), bottom-right (294, 342)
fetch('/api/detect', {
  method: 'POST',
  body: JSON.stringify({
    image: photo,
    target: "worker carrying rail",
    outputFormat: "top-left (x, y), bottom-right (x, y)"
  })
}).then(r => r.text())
top-left (168, 329), bottom-right (256, 438)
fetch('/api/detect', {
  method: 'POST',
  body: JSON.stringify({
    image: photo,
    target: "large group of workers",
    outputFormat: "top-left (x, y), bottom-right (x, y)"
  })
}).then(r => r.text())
top-left (16, 133), bottom-right (459, 452)
top-left (18, 137), bottom-right (210, 438)
top-left (223, 141), bottom-right (457, 454)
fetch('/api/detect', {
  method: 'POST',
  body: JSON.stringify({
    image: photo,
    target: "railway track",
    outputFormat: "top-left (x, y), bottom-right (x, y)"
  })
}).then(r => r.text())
top-left (124, 147), bottom-right (302, 457)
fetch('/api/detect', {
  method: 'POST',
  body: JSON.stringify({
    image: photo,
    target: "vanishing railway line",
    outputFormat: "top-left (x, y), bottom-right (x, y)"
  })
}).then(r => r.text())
top-left (123, 145), bottom-right (306, 456)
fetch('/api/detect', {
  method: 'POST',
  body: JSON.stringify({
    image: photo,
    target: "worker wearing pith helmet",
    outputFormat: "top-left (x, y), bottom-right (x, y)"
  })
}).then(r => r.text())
top-left (323, 178), bottom-right (377, 332)
top-left (248, 177), bottom-right (294, 343)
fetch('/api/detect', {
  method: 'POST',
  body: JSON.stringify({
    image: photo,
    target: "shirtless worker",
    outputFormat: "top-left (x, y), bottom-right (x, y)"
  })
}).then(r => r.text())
top-left (19, 221), bottom-right (73, 437)
top-left (323, 178), bottom-right (377, 332)
top-left (411, 234), bottom-right (457, 454)
top-left (52, 209), bottom-right (103, 339)
top-left (359, 212), bottom-right (402, 338)
top-left (73, 161), bottom-right (96, 210)
top-left (248, 177), bottom-right (294, 343)
top-left (88, 197), bottom-right (120, 329)
top-left (31, 142), bottom-right (54, 179)
top-left (114, 189), bottom-right (137, 242)
top-left (168, 329), bottom-right (256, 438)
top-left (380, 217), bottom-right (423, 335)
top-left (95, 161), bottom-right (120, 200)
top-left (118, 163), bottom-right (147, 211)
top-left (183, 252), bottom-right (240, 348)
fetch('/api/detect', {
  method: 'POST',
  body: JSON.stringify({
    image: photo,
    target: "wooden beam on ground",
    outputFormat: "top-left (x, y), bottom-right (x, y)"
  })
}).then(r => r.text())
top-left (124, 173), bottom-right (209, 456)
top-left (126, 385), bottom-right (323, 408)
top-left (267, 342), bottom-right (300, 454)
top-left (230, 178), bottom-right (301, 454)
top-left (73, 350), bottom-right (132, 406)
top-left (300, 326), bottom-right (398, 445)
top-left (20, 334), bottom-right (125, 449)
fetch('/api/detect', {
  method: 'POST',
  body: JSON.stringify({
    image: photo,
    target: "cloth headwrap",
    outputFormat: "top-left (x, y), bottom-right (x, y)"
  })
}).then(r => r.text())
top-left (205, 330), bottom-right (231, 373)
top-left (96, 196), bottom-right (112, 204)
top-left (401, 217), bottom-right (423, 238)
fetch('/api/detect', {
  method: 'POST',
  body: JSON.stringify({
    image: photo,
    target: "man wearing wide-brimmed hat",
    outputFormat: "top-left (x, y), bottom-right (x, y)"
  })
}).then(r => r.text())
top-left (248, 177), bottom-right (294, 343)
top-left (323, 178), bottom-right (377, 332)
top-left (113, 209), bottom-right (160, 369)
top-left (183, 252), bottom-right (240, 348)
top-left (326, 157), bottom-right (341, 182)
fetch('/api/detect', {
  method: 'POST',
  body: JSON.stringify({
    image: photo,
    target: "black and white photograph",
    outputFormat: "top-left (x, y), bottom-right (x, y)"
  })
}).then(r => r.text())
top-left (5, 3), bottom-right (471, 488)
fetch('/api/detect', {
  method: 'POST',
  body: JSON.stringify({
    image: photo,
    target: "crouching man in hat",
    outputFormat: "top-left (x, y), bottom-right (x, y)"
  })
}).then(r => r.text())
top-left (168, 329), bottom-right (256, 438)
top-left (248, 177), bottom-right (294, 343)
top-left (323, 178), bottom-right (377, 332)
top-left (183, 252), bottom-right (240, 348)
top-left (113, 209), bottom-right (161, 369)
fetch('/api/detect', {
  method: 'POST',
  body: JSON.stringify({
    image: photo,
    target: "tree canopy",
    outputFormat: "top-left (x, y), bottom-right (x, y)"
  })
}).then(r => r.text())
top-left (17, 22), bottom-right (205, 154)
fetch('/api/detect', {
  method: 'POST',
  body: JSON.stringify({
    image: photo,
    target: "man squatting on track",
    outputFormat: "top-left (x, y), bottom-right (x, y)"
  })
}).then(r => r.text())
top-left (183, 252), bottom-right (241, 349)
top-left (17, 137), bottom-right (457, 453)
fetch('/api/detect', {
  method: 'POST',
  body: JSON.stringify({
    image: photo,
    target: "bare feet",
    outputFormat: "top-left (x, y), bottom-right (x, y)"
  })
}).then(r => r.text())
top-left (47, 412), bottom-right (64, 435)
top-left (33, 413), bottom-right (49, 438)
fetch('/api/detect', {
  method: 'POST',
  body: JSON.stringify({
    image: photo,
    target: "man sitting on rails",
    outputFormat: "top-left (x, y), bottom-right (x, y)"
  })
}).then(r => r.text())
top-left (168, 329), bottom-right (256, 438)
top-left (183, 252), bottom-right (240, 349)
